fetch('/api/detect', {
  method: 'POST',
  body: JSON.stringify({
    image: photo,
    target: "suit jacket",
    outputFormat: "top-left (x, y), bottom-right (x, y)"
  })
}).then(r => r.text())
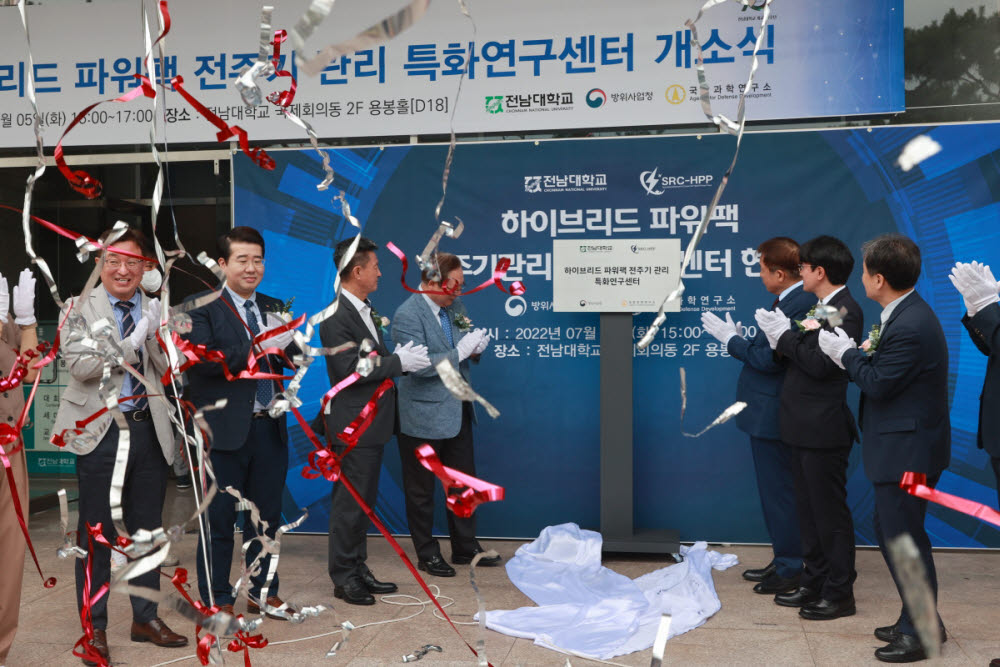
top-left (0, 318), bottom-right (25, 424)
top-left (320, 293), bottom-right (402, 447)
top-left (183, 289), bottom-right (292, 452)
top-left (391, 294), bottom-right (477, 440)
top-left (775, 286), bottom-right (863, 448)
top-left (842, 291), bottom-right (951, 483)
top-left (727, 284), bottom-right (816, 439)
top-left (53, 286), bottom-right (176, 462)
top-left (961, 302), bottom-right (1000, 458)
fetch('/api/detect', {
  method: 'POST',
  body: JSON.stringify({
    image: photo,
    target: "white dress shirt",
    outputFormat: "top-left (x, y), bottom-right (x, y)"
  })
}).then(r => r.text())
top-left (342, 288), bottom-right (379, 340)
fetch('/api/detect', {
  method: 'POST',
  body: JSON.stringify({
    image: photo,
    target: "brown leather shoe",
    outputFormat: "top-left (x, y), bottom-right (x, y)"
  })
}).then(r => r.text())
top-left (217, 603), bottom-right (235, 616)
top-left (81, 628), bottom-right (110, 666)
top-left (130, 617), bottom-right (189, 647)
top-left (246, 595), bottom-right (290, 620)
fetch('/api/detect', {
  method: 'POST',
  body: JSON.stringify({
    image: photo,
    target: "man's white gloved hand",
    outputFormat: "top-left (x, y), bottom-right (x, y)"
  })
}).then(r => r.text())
top-left (457, 328), bottom-right (484, 361)
top-left (143, 297), bottom-right (161, 338)
top-left (701, 311), bottom-right (742, 345)
top-left (949, 261), bottom-right (1000, 317)
top-left (755, 307), bottom-right (791, 350)
top-left (129, 316), bottom-right (150, 350)
top-left (12, 269), bottom-right (35, 326)
top-left (0, 274), bottom-right (9, 325)
top-left (471, 328), bottom-right (491, 355)
top-left (817, 326), bottom-right (855, 370)
top-left (395, 340), bottom-right (431, 373)
top-left (262, 312), bottom-right (296, 349)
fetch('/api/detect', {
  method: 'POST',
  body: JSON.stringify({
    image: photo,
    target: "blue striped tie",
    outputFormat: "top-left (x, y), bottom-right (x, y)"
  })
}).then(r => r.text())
top-left (244, 301), bottom-right (274, 407)
top-left (438, 307), bottom-right (454, 347)
top-left (115, 301), bottom-right (148, 411)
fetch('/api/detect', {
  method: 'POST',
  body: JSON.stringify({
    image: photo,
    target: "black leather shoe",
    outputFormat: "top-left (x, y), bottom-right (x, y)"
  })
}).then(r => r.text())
top-left (333, 576), bottom-right (375, 605)
top-left (753, 571), bottom-right (800, 594)
top-left (361, 570), bottom-right (398, 593)
top-left (799, 596), bottom-right (856, 620)
top-left (418, 554), bottom-right (456, 577)
top-left (774, 586), bottom-right (820, 608)
top-left (452, 546), bottom-right (502, 566)
top-left (875, 623), bottom-right (947, 644)
top-left (875, 633), bottom-right (926, 663)
top-left (742, 562), bottom-right (776, 582)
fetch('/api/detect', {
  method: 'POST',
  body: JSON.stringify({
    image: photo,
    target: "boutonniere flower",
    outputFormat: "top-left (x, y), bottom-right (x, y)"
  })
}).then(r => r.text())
top-left (272, 297), bottom-right (295, 323)
top-left (453, 313), bottom-right (473, 331)
top-left (370, 307), bottom-right (389, 333)
top-left (795, 305), bottom-right (821, 332)
top-left (860, 324), bottom-right (881, 355)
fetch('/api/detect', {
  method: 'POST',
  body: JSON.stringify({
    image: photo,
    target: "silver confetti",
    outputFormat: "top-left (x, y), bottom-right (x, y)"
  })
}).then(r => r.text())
top-left (649, 614), bottom-right (672, 667)
top-left (434, 358), bottom-right (499, 418)
top-left (886, 533), bottom-right (942, 659)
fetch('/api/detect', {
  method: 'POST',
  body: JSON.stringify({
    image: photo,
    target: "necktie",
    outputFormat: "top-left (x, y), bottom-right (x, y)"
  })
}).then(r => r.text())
top-left (438, 307), bottom-right (454, 347)
top-left (243, 301), bottom-right (274, 408)
top-left (115, 301), bottom-right (148, 411)
top-left (771, 297), bottom-right (780, 309)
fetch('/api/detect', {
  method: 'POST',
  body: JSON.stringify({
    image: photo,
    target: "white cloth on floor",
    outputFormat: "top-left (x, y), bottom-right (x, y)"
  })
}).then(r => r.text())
top-left (480, 522), bottom-right (738, 660)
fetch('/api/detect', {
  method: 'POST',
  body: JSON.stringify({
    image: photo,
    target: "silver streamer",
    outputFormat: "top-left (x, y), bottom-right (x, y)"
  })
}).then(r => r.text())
top-left (234, 6), bottom-right (276, 107)
top-left (638, 0), bottom-right (773, 350)
top-left (897, 135), bottom-right (942, 172)
top-left (326, 620), bottom-right (356, 657)
top-left (886, 533), bottom-right (942, 659)
top-left (416, 218), bottom-right (465, 282)
top-left (56, 489), bottom-right (87, 559)
top-left (434, 358), bottom-right (500, 418)
top-left (649, 614), bottom-right (672, 667)
top-left (402, 644), bottom-right (443, 663)
top-left (470, 550), bottom-right (498, 667)
top-left (679, 367), bottom-right (746, 437)
top-left (291, 0), bottom-right (431, 77)
top-left (812, 304), bottom-right (845, 329)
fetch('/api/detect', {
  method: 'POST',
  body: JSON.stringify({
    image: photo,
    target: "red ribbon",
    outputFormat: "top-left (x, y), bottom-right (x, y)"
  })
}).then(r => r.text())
top-left (386, 242), bottom-right (526, 298)
top-left (416, 444), bottom-right (505, 518)
top-left (900, 472), bottom-right (1000, 529)
top-left (71, 523), bottom-right (111, 667)
top-left (267, 29), bottom-right (296, 108)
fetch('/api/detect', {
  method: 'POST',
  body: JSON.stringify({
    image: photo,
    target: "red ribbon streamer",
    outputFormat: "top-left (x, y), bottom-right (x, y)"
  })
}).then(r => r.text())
top-left (416, 444), bottom-right (505, 518)
top-left (71, 523), bottom-right (111, 667)
top-left (386, 242), bottom-right (526, 298)
top-left (900, 472), bottom-right (1000, 529)
top-left (267, 29), bottom-right (296, 108)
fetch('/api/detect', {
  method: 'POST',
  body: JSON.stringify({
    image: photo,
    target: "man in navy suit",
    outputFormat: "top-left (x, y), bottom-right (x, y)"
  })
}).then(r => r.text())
top-left (819, 234), bottom-right (950, 663)
top-left (184, 226), bottom-right (299, 619)
top-left (702, 237), bottom-right (816, 595)
top-left (756, 236), bottom-right (863, 620)
top-left (391, 252), bottom-right (497, 578)
top-left (951, 260), bottom-right (1000, 507)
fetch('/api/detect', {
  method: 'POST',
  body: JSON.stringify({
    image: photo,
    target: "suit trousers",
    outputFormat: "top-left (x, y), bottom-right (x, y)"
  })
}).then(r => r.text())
top-left (991, 457), bottom-right (1000, 509)
top-left (749, 436), bottom-right (802, 577)
top-left (397, 403), bottom-right (478, 561)
top-left (75, 420), bottom-right (167, 629)
top-left (793, 447), bottom-right (856, 600)
top-left (873, 473), bottom-right (942, 637)
top-left (196, 416), bottom-right (287, 606)
top-left (328, 441), bottom-right (384, 586)
top-left (0, 448), bottom-right (27, 663)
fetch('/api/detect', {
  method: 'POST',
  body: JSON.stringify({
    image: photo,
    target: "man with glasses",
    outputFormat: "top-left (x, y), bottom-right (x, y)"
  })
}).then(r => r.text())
top-left (391, 252), bottom-right (495, 577)
top-left (54, 227), bottom-right (188, 665)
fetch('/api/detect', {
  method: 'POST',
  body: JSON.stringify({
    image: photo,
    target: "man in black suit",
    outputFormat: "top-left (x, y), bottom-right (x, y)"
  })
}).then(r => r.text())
top-left (702, 237), bottom-right (816, 595)
top-left (819, 234), bottom-right (950, 663)
top-left (755, 236), bottom-right (863, 620)
top-left (951, 260), bottom-right (1000, 507)
top-left (184, 226), bottom-right (299, 619)
top-left (321, 237), bottom-right (430, 605)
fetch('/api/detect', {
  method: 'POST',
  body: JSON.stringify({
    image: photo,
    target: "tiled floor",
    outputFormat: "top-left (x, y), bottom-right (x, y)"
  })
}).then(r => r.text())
top-left (9, 485), bottom-right (999, 666)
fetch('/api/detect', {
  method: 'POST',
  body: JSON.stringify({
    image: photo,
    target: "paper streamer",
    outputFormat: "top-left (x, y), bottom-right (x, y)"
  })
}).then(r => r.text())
top-left (900, 472), bottom-right (1000, 529)
top-left (416, 443), bottom-right (504, 518)
top-left (897, 135), bottom-right (942, 172)
top-left (886, 533), bottom-right (942, 660)
top-left (679, 367), bottom-right (747, 437)
top-left (649, 614), bottom-right (672, 667)
top-left (434, 358), bottom-right (500, 419)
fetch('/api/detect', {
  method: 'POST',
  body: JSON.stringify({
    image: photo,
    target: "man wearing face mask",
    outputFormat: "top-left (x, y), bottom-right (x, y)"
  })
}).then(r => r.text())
top-left (391, 252), bottom-right (497, 578)
top-left (54, 227), bottom-right (187, 665)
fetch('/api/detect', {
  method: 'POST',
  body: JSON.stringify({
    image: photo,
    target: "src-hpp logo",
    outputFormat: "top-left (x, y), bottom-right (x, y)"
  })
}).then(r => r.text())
top-left (640, 167), bottom-right (665, 195)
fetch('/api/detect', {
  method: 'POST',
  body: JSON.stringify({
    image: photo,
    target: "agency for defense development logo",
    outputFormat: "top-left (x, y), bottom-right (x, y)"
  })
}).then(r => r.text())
top-left (485, 96), bottom-right (504, 114)
top-left (586, 88), bottom-right (606, 108)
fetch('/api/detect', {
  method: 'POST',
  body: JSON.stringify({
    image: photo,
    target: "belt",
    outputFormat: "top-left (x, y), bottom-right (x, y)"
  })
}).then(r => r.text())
top-left (122, 408), bottom-right (150, 422)
top-left (252, 410), bottom-right (273, 419)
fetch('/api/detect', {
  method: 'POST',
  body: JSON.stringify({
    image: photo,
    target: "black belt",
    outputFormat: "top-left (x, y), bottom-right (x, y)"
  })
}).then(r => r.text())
top-left (252, 410), bottom-right (273, 419)
top-left (122, 408), bottom-right (150, 422)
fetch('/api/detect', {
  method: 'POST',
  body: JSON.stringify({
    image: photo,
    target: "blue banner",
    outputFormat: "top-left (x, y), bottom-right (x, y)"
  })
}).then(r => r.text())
top-left (234, 122), bottom-right (1000, 548)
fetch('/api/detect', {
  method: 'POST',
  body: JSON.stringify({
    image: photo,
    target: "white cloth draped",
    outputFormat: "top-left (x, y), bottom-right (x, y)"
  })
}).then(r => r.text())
top-left (480, 523), bottom-right (738, 660)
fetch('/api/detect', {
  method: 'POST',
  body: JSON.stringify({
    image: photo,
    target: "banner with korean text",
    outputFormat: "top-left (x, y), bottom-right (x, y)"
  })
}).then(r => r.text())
top-left (237, 121), bottom-right (1000, 548)
top-left (0, 0), bottom-right (902, 148)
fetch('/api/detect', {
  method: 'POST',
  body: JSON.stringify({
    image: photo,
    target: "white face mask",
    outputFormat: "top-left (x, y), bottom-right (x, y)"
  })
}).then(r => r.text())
top-left (141, 268), bottom-right (162, 293)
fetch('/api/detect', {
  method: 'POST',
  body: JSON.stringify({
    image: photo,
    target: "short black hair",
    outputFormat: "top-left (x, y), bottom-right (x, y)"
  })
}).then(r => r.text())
top-left (800, 235), bottom-right (854, 285)
top-left (98, 226), bottom-right (152, 257)
top-left (218, 226), bottom-right (265, 262)
top-left (861, 234), bottom-right (922, 291)
top-left (333, 236), bottom-right (378, 280)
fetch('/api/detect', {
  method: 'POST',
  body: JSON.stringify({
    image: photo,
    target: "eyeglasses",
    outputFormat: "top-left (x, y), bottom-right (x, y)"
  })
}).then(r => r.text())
top-left (105, 257), bottom-right (142, 270)
top-left (798, 263), bottom-right (814, 272)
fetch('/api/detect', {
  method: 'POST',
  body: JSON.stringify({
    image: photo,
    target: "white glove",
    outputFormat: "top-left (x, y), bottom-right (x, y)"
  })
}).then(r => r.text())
top-left (949, 261), bottom-right (1000, 317)
top-left (12, 269), bottom-right (35, 326)
top-left (755, 307), bottom-right (791, 350)
top-left (471, 328), bottom-right (491, 355)
top-left (395, 340), bottom-right (431, 373)
top-left (144, 297), bottom-right (161, 338)
top-left (817, 326), bottom-right (856, 369)
top-left (129, 316), bottom-right (150, 350)
top-left (701, 311), bottom-right (742, 345)
top-left (457, 328), bottom-right (484, 361)
top-left (0, 274), bottom-right (8, 325)
top-left (262, 312), bottom-right (295, 349)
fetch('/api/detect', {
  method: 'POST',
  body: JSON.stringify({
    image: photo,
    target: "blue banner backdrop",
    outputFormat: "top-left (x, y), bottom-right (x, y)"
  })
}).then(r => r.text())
top-left (233, 122), bottom-right (1000, 548)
